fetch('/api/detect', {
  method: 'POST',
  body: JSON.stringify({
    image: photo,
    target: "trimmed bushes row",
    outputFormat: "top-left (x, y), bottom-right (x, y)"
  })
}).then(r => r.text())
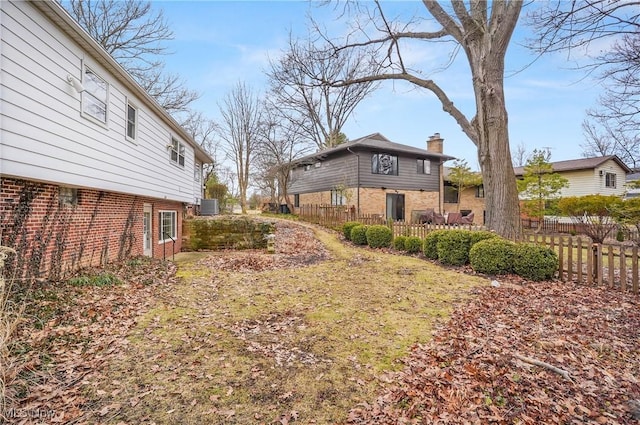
top-left (420, 229), bottom-right (558, 281)
top-left (469, 238), bottom-right (558, 280)
top-left (392, 235), bottom-right (423, 253)
top-left (344, 223), bottom-right (559, 281)
top-left (344, 223), bottom-right (394, 249)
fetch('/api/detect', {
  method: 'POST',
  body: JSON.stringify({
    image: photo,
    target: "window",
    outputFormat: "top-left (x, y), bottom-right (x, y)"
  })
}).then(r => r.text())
top-left (444, 183), bottom-right (459, 204)
top-left (372, 153), bottom-right (398, 175)
top-left (126, 102), bottom-right (137, 140)
top-left (417, 159), bottom-right (431, 174)
top-left (294, 194), bottom-right (300, 207)
top-left (331, 189), bottom-right (346, 206)
top-left (476, 184), bottom-right (485, 198)
top-left (59, 187), bottom-right (78, 207)
top-left (194, 162), bottom-right (201, 182)
top-left (314, 162), bottom-right (321, 168)
top-left (82, 66), bottom-right (108, 124)
top-left (304, 164), bottom-right (312, 171)
top-left (605, 172), bottom-right (616, 188)
top-left (170, 138), bottom-right (185, 167)
top-left (158, 211), bottom-right (177, 242)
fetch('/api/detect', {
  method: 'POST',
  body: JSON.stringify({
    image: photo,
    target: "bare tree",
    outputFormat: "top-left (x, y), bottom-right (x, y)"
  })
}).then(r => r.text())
top-left (256, 104), bottom-right (312, 212)
top-left (528, 1), bottom-right (640, 168)
top-left (581, 118), bottom-right (640, 168)
top-left (267, 35), bottom-right (378, 150)
top-left (318, 1), bottom-right (523, 238)
top-left (512, 142), bottom-right (530, 167)
top-left (217, 82), bottom-right (263, 214)
top-left (65, 0), bottom-right (199, 115)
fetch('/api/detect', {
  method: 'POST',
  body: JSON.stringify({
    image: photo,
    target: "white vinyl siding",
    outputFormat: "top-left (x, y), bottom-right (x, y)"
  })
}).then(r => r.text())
top-left (0, 1), bottom-right (204, 204)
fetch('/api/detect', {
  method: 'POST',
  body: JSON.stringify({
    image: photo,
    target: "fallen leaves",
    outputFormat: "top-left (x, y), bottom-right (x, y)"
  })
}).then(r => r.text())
top-left (347, 281), bottom-right (640, 424)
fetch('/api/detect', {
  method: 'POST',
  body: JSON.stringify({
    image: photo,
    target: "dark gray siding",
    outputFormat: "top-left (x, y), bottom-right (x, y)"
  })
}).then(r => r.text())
top-left (289, 152), bottom-right (358, 194)
top-left (359, 152), bottom-right (440, 191)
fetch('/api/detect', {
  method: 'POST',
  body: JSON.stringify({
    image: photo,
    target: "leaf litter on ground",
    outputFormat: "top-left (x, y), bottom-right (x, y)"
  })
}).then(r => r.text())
top-left (6, 219), bottom-right (639, 424)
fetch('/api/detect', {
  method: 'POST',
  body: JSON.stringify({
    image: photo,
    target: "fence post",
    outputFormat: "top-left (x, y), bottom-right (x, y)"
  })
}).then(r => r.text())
top-left (567, 236), bottom-right (574, 282)
top-left (576, 237), bottom-right (583, 284)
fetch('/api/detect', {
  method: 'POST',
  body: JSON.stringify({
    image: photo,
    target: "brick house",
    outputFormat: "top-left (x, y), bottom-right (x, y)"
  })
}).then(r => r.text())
top-left (289, 133), bottom-right (454, 221)
top-left (0, 0), bottom-right (213, 281)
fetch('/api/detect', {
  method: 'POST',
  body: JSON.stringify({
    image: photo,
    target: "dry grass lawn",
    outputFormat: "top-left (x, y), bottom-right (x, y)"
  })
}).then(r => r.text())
top-left (89, 225), bottom-right (486, 424)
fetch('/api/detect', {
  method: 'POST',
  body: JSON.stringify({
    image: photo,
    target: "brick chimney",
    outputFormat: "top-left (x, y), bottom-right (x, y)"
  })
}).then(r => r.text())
top-left (427, 133), bottom-right (443, 154)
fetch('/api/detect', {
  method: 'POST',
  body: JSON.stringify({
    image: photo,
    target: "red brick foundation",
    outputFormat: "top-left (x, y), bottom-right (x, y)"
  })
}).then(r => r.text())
top-left (0, 178), bottom-right (183, 282)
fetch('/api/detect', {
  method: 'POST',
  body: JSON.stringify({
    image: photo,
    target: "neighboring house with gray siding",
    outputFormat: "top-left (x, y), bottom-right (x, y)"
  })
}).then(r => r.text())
top-left (289, 133), bottom-right (454, 221)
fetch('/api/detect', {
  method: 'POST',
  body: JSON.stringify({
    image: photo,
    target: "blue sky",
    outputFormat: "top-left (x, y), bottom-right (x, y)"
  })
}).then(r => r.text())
top-left (156, 1), bottom-right (603, 171)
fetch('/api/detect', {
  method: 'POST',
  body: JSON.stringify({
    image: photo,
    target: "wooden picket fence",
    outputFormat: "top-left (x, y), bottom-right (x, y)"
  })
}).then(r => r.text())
top-left (526, 234), bottom-right (639, 294)
top-left (297, 204), bottom-right (386, 228)
top-left (391, 222), bottom-right (485, 239)
top-left (297, 205), bottom-right (639, 295)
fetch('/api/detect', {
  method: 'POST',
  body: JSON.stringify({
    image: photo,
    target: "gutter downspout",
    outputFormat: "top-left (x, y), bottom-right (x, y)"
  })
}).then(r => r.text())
top-left (346, 147), bottom-right (360, 214)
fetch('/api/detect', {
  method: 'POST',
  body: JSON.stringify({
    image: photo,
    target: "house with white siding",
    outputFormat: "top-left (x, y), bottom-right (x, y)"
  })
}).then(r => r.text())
top-left (0, 0), bottom-right (213, 281)
top-left (513, 155), bottom-right (631, 198)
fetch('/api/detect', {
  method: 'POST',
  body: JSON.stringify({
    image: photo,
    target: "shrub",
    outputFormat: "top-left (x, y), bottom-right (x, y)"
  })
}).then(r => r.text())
top-left (366, 225), bottom-right (393, 248)
top-left (437, 230), bottom-right (472, 266)
top-left (343, 221), bottom-right (361, 241)
top-left (423, 230), bottom-right (449, 259)
top-left (68, 271), bottom-right (121, 287)
top-left (350, 225), bottom-right (369, 245)
top-left (404, 236), bottom-right (423, 254)
top-left (469, 238), bottom-right (515, 275)
top-left (512, 244), bottom-right (558, 281)
top-left (393, 235), bottom-right (408, 251)
top-left (469, 230), bottom-right (499, 246)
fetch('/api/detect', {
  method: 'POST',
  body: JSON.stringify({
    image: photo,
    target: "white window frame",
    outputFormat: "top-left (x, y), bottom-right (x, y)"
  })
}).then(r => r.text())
top-left (81, 64), bottom-right (109, 125)
top-left (331, 189), bottom-right (346, 206)
top-left (126, 100), bottom-right (137, 142)
top-left (158, 210), bottom-right (177, 243)
top-left (170, 137), bottom-right (185, 167)
top-left (194, 161), bottom-right (201, 182)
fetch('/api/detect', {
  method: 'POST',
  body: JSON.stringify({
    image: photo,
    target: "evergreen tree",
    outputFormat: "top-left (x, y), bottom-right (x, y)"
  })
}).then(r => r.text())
top-left (517, 150), bottom-right (569, 219)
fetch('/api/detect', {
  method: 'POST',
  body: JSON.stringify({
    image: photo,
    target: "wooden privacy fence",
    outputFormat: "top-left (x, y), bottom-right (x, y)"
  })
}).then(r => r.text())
top-left (526, 234), bottom-right (639, 294)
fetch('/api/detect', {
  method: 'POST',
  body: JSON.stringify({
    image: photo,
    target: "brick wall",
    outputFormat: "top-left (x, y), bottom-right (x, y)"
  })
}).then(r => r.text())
top-left (444, 187), bottom-right (486, 223)
top-left (0, 177), bottom-right (183, 282)
top-left (358, 188), bottom-right (439, 220)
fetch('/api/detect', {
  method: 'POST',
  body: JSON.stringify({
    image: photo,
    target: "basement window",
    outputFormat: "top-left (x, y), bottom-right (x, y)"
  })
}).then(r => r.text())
top-left (59, 187), bottom-right (78, 207)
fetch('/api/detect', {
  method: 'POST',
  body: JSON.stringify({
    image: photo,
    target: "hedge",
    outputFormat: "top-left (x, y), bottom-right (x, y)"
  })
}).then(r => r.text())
top-left (436, 230), bottom-right (472, 266)
top-left (366, 225), bottom-right (393, 248)
top-left (393, 235), bottom-right (408, 251)
top-left (350, 225), bottom-right (369, 245)
top-left (513, 244), bottom-right (558, 281)
top-left (343, 221), bottom-right (362, 241)
top-left (423, 230), bottom-right (449, 259)
top-left (469, 238), bottom-right (515, 275)
top-left (404, 236), bottom-right (423, 254)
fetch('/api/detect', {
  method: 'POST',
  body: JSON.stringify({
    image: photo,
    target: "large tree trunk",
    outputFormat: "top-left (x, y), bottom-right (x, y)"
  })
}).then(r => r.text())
top-left (469, 45), bottom-right (522, 239)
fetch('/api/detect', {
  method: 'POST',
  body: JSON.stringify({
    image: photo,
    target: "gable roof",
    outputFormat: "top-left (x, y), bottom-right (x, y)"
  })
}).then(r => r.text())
top-left (513, 155), bottom-right (632, 176)
top-left (32, 0), bottom-right (213, 165)
top-left (294, 132), bottom-right (455, 165)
